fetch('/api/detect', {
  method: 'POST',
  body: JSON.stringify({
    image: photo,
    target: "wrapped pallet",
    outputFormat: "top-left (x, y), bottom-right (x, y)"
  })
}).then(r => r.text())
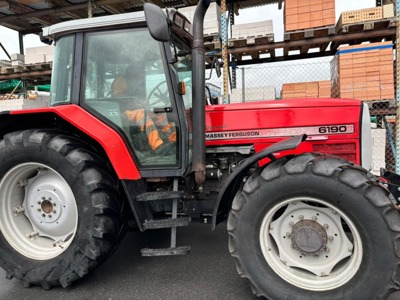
top-left (331, 42), bottom-right (394, 100)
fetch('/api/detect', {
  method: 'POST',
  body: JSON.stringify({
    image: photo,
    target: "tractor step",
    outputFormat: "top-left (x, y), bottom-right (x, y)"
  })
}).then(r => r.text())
top-left (136, 191), bottom-right (183, 202)
top-left (141, 246), bottom-right (191, 256)
top-left (143, 217), bottom-right (191, 230)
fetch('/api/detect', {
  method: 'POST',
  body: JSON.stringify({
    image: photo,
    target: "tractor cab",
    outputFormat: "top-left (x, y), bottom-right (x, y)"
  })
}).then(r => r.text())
top-left (47, 10), bottom-right (194, 176)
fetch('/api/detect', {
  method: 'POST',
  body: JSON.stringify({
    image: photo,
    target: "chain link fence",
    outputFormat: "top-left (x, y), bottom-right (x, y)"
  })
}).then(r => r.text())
top-left (0, 91), bottom-right (50, 111)
top-left (207, 52), bottom-right (395, 175)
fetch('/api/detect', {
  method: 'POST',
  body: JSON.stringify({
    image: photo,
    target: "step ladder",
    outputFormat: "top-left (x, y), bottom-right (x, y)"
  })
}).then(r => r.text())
top-left (138, 179), bottom-right (191, 256)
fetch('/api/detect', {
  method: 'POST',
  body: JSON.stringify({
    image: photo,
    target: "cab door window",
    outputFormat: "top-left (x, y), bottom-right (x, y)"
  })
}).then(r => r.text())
top-left (82, 28), bottom-right (179, 168)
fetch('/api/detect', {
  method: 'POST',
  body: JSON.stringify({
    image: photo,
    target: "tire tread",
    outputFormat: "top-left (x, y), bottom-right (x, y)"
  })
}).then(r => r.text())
top-left (0, 129), bottom-right (124, 289)
top-left (228, 153), bottom-right (400, 299)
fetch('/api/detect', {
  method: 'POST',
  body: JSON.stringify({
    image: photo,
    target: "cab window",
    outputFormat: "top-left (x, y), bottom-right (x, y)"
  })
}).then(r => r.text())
top-left (82, 28), bottom-right (179, 168)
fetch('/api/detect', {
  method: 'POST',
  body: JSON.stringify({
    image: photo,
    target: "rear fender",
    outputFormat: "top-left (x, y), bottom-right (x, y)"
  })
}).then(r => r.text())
top-left (0, 107), bottom-right (140, 180)
top-left (211, 134), bottom-right (307, 229)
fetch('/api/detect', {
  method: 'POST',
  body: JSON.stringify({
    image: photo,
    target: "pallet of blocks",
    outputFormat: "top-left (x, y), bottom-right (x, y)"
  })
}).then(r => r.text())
top-left (281, 81), bottom-right (331, 99)
top-left (331, 41), bottom-right (394, 101)
top-left (229, 21), bottom-right (274, 47)
top-left (178, 3), bottom-right (220, 36)
top-left (336, 4), bottom-right (394, 33)
top-left (284, 0), bottom-right (335, 39)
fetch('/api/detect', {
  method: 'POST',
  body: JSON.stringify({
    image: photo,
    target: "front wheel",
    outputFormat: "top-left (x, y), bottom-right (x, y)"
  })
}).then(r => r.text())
top-left (0, 130), bottom-right (124, 289)
top-left (228, 153), bottom-right (400, 299)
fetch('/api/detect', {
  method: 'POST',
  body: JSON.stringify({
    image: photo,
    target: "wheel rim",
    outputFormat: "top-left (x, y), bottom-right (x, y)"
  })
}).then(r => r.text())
top-left (0, 163), bottom-right (78, 260)
top-left (259, 197), bottom-right (362, 291)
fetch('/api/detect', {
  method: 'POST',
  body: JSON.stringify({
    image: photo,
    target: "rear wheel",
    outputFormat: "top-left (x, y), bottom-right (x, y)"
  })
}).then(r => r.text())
top-left (228, 153), bottom-right (400, 299)
top-left (0, 130), bottom-right (124, 289)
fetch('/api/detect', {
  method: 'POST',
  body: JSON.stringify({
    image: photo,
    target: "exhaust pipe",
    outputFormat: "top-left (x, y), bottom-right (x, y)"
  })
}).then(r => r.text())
top-left (191, 0), bottom-right (211, 189)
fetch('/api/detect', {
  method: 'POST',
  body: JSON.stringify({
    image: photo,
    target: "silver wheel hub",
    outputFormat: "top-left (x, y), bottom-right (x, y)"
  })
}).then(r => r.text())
top-left (260, 198), bottom-right (362, 291)
top-left (23, 169), bottom-right (76, 241)
top-left (0, 163), bottom-right (78, 260)
top-left (291, 220), bottom-right (327, 256)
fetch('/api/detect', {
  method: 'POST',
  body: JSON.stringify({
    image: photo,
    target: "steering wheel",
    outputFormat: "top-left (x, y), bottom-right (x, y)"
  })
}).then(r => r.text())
top-left (147, 81), bottom-right (169, 107)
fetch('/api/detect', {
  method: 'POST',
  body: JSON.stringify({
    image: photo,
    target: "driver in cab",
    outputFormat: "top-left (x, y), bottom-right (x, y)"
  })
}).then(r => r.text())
top-left (111, 65), bottom-right (175, 155)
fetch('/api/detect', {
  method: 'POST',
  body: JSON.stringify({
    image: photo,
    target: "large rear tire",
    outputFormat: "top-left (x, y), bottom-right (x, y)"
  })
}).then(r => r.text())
top-left (228, 153), bottom-right (400, 299)
top-left (0, 130), bottom-right (124, 289)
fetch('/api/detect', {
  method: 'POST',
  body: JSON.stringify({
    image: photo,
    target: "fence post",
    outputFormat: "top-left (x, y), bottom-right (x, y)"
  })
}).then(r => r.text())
top-left (220, 0), bottom-right (230, 104)
top-left (241, 67), bottom-right (245, 103)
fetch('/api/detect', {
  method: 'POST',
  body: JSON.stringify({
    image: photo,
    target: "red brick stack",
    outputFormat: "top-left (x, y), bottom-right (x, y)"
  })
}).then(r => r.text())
top-left (281, 81), bottom-right (332, 99)
top-left (284, 0), bottom-right (335, 32)
top-left (319, 81), bottom-right (332, 98)
top-left (331, 42), bottom-right (394, 100)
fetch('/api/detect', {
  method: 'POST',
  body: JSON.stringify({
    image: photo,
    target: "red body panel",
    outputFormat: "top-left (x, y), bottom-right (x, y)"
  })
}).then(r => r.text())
top-left (205, 98), bottom-right (363, 164)
top-left (9, 98), bottom-right (362, 179)
top-left (11, 105), bottom-right (141, 180)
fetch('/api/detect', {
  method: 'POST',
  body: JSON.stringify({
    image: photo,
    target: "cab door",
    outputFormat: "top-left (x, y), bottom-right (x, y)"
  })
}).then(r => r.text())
top-left (81, 27), bottom-right (185, 176)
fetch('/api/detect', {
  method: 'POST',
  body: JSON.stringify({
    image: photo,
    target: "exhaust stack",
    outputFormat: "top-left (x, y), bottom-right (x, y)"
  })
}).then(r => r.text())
top-left (191, 0), bottom-right (211, 188)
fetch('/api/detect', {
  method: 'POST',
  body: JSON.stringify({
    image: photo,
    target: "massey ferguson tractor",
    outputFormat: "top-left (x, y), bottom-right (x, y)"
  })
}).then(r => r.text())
top-left (0, 1), bottom-right (399, 299)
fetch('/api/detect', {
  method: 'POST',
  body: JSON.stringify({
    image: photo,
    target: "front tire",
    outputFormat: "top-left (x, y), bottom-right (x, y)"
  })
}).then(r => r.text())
top-left (228, 153), bottom-right (400, 299)
top-left (0, 130), bottom-right (124, 289)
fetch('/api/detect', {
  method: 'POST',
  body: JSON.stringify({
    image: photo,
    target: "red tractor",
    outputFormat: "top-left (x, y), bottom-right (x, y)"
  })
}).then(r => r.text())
top-left (0, 1), bottom-right (398, 299)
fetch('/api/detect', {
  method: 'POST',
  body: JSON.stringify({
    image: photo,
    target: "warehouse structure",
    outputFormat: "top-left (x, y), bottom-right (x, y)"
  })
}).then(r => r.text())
top-left (0, 0), bottom-right (398, 174)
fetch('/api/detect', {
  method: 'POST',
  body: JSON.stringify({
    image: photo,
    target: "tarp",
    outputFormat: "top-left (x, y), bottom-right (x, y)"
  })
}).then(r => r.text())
top-left (0, 80), bottom-right (20, 92)
top-left (0, 80), bottom-right (50, 93)
top-left (34, 85), bottom-right (51, 92)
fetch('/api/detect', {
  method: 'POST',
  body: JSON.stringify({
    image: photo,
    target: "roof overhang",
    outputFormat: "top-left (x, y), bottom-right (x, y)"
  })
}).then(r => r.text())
top-left (0, 0), bottom-right (280, 35)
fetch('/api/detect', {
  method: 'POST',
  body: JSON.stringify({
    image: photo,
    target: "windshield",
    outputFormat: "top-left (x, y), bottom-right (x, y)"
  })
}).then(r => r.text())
top-left (50, 35), bottom-right (74, 105)
top-left (170, 35), bottom-right (193, 157)
top-left (170, 37), bottom-right (192, 109)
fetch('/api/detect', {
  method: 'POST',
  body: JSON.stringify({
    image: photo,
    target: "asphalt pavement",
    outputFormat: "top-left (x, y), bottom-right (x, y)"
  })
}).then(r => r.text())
top-left (0, 223), bottom-right (257, 300)
top-left (1, 223), bottom-right (400, 300)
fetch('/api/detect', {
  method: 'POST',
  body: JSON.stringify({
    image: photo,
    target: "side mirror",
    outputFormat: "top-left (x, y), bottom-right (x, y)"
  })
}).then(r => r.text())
top-left (215, 60), bottom-right (221, 78)
top-left (206, 56), bottom-right (222, 80)
top-left (39, 32), bottom-right (53, 45)
top-left (144, 3), bottom-right (170, 42)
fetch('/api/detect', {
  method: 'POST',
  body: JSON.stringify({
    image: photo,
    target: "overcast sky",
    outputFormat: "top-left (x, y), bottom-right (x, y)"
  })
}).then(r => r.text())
top-left (0, 0), bottom-right (376, 60)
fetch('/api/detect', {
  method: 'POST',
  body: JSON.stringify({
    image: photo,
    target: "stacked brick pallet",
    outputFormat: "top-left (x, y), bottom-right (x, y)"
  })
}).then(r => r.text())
top-left (319, 80), bottom-right (332, 98)
top-left (281, 81), bottom-right (331, 99)
top-left (336, 4), bottom-right (394, 32)
top-left (284, 0), bottom-right (335, 32)
top-left (331, 42), bottom-right (394, 100)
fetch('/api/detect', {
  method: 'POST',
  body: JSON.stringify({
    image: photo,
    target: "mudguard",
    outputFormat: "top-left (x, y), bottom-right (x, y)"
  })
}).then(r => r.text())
top-left (211, 134), bottom-right (307, 230)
